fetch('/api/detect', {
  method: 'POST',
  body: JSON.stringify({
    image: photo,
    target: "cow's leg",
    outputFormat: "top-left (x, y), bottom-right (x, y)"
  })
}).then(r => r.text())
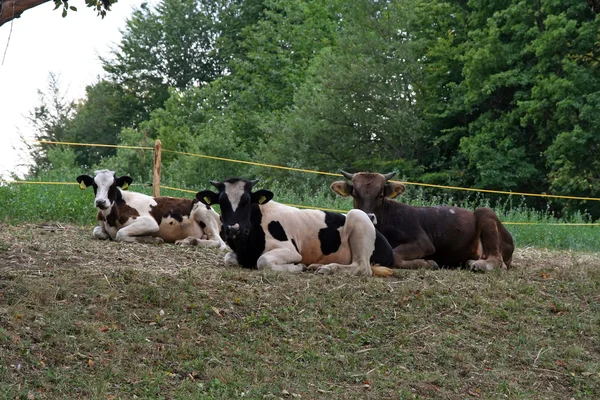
top-left (93, 225), bottom-right (110, 240)
top-left (224, 251), bottom-right (239, 267)
top-left (257, 248), bottom-right (305, 273)
top-left (500, 223), bottom-right (515, 269)
top-left (175, 236), bottom-right (227, 249)
top-left (313, 210), bottom-right (375, 276)
top-left (467, 208), bottom-right (505, 272)
top-left (190, 206), bottom-right (228, 251)
top-left (114, 216), bottom-right (163, 244)
top-left (392, 239), bottom-right (438, 269)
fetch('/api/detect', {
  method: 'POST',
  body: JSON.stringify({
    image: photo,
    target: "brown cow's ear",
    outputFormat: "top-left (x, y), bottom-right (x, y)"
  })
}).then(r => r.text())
top-left (331, 181), bottom-right (353, 197)
top-left (385, 182), bottom-right (405, 199)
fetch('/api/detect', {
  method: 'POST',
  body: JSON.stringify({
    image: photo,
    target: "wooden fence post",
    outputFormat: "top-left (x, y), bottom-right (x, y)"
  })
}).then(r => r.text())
top-left (153, 139), bottom-right (162, 197)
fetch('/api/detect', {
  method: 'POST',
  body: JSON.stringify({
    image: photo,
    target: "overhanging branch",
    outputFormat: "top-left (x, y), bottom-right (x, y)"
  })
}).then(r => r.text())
top-left (0, 0), bottom-right (50, 28)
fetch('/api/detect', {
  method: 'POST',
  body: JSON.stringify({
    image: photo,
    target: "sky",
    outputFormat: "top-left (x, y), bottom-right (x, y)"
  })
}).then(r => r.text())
top-left (0, 0), bottom-right (152, 179)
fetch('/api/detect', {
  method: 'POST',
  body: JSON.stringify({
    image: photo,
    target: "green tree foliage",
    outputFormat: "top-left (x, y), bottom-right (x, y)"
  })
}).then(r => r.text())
top-left (24, 72), bottom-right (76, 176)
top-left (259, 0), bottom-right (425, 177)
top-left (97, 0), bottom-right (225, 131)
top-left (66, 80), bottom-right (148, 168)
top-left (30, 0), bottom-right (600, 219)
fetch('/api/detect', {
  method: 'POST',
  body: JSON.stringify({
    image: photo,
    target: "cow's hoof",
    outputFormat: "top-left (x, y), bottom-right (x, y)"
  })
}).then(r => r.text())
top-left (176, 237), bottom-right (197, 247)
top-left (306, 263), bottom-right (323, 272)
top-left (467, 259), bottom-right (493, 272)
top-left (428, 260), bottom-right (440, 270)
top-left (153, 237), bottom-right (165, 244)
top-left (315, 265), bottom-right (333, 275)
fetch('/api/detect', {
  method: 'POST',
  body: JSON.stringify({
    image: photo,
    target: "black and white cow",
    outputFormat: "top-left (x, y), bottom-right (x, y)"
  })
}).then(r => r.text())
top-left (76, 170), bottom-right (226, 249)
top-left (195, 178), bottom-right (395, 276)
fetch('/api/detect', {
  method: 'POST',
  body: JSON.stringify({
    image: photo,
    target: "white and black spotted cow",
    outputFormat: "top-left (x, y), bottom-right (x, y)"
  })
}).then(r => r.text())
top-left (76, 170), bottom-right (226, 249)
top-left (195, 178), bottom-right (395, 276)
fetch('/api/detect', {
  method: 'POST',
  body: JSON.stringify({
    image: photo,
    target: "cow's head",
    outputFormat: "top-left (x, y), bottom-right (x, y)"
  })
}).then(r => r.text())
top-left (196, 178), bottom-right (273, 244)
top-left (331, 171), bottom-right (405, 219)
top-left (76, 170), bottom-right (132, 210)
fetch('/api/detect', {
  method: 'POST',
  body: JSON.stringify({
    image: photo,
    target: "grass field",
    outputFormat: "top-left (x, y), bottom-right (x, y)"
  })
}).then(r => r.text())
top-left (1, 223), bottom-right (599, 399)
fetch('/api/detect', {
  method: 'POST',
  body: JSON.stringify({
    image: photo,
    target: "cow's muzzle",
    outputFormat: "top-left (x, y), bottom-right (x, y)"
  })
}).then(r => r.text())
top-left (224, 223), bottom-right (242, 240)
top-left (96, 200), bottom-right (109, 210)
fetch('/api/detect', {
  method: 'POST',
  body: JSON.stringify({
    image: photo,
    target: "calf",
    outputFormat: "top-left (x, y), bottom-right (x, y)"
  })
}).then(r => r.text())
top-left (195, 178), bottom-right (395, 276)
top-left (331, 171), bottom-right (514, 272)
top-left (76, 170), bottom-right (226, 249)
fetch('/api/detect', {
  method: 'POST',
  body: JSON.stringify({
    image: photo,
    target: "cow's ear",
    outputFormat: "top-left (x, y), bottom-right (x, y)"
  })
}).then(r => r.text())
top-left (330, 181), bottom-right (353, 197)
top-left (196, 190), bottom-right (219, 206)
top-left (115, 176), bottom-right (133, 190)
top-left (76, 175), bottom-right (94, 190)
top-left (385, 182), bottom-right (406, 199)
top-left (252, 189), bottom-right (274, 205)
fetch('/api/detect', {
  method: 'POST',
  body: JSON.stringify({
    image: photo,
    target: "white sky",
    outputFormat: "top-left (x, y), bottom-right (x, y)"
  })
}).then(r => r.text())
top-left (0, 0), bottom-right (152, 179)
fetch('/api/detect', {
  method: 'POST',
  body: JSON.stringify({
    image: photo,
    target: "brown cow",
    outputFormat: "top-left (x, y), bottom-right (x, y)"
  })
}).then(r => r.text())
top-left (330, 171), bottom-right (514, 271)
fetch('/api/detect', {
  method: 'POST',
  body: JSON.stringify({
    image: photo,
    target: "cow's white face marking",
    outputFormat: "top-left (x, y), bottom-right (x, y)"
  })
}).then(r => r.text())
top-left (94, 169), bottom-right (116, 209)
top-left (224, 181), bottom-right (246, 212)
top-left (449, 209), bottom-right (456, 214)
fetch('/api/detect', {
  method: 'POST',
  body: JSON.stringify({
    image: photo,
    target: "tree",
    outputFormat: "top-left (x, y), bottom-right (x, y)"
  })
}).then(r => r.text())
top-left (0, 0), bottom-right (114, 28)
top-left (23, 72), bottom-right (75, 176)
top-left (66, 79), bottom-right (148, 167)
top-left (258, 0), bottom-right (425, 176)
top-left (101, 0), bottom-right (224, 118)
top-left (417, 0), bottom-right (600, 217)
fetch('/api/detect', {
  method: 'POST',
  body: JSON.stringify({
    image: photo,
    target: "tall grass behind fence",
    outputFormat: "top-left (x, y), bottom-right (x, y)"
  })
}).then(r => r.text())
top-left (1, 173), bottom-right (598, 252)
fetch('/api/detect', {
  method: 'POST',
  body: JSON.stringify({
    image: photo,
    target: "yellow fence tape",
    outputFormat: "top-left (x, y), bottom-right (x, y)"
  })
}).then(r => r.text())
top-left (34, 139), bottom-right (600, 202)
top-left (3, 139), bottom-right (595, 227)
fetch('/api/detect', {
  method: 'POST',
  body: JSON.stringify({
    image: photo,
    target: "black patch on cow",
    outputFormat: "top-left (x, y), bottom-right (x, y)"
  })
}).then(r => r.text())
top-left (230, 204), bottom-right (266, 269)
top-left (291, 239), bottom-right (299, 253)
top-left (370, 231), bottom-right (395, 267)
top-left (170, 212), bottom-right (183, 223)
top-left (268, 221), bottom-right (288, 242)
top-left (318, 212), bottom-right (346, 255)
top-left (199, 221), bottom-right (206, 229)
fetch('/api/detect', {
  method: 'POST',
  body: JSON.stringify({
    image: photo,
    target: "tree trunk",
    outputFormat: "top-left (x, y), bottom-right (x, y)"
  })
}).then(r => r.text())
top-left (0, 0), bottom-right (50, 28)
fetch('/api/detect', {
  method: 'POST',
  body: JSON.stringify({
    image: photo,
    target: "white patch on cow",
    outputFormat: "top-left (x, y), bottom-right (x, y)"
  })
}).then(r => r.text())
top-left (120, 190), bottom-right (157, 214)
top-left (93, 169), bottom-right (116, 207)
top-left (449, 208), bottom-right (456, 214)
top-left (224, 181), bottom-right (246, 212)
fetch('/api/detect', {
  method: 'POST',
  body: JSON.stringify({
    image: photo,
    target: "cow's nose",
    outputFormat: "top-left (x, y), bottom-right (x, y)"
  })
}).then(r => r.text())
top-left (228, 223), bottom-right (240, 234)
top-left (96, 200), bottom-right (107, 209)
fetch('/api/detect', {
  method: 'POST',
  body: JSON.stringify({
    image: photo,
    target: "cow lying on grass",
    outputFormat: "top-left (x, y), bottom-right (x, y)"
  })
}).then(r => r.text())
top-left (194, 178), bottom-right (395, 276)
top-left (76, 170), bottom-right (226, 249)
top-left (331, 171), bottom-right (514, 272)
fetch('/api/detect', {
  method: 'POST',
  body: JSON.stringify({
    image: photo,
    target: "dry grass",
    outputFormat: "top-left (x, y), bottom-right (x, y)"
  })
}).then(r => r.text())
top-left (1, 223), bottom-right (599, 399)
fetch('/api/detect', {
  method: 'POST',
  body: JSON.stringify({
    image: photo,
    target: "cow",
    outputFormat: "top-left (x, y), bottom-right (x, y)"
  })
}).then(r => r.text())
top-left (330, 171), bottom-right (515, 272)
top-left (195, 178), bottom-right (396, 277)
top-left (76, 170), bottom-right (226, 249)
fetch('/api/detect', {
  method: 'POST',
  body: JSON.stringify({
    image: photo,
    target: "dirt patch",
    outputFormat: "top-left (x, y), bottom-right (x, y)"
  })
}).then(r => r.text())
top-left (0, 223), bottom-right (226, 276)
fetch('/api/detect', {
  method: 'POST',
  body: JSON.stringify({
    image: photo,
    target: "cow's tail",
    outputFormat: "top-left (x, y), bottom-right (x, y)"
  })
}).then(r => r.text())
top-left (371, 265), bottom-right (394, 277)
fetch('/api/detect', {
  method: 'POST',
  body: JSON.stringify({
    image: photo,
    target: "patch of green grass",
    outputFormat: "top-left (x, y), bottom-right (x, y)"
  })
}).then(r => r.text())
top-left (1, 176), bottom-right (599, 252)
top-left (1, 225), bottom-right (600, 398)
